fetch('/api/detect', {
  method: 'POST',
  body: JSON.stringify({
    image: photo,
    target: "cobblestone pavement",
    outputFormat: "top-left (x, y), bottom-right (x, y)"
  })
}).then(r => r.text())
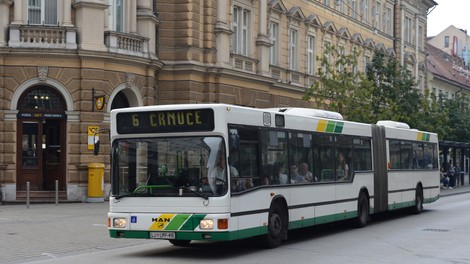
top-left (0, 202), bottom-right (155, 264)
top-left (1, 178), bottom-right (469, 264)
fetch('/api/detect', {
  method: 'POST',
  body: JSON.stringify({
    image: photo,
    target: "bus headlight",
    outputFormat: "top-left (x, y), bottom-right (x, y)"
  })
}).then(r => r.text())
top-left (113, 218), bottom-right (127, 228)
top-left (199, 219), bottom-right (214, 230)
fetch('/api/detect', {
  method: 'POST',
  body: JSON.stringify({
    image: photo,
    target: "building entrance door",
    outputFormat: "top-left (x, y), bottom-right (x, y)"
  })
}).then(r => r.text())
top-left (16, 86), bottom-right (67, 191)
top-left (17, 118), bottom-right (66, 191)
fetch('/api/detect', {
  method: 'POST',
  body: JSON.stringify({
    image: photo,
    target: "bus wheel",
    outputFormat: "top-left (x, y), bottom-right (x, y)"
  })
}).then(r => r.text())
top-left (353, 192), bottom-right (369, 228)
top-left (264, 202), bottom-right (285, 248)
top-left (169, 239), bottom-right (191, 247)
top-left (412, 187), bottom-right (424, 214)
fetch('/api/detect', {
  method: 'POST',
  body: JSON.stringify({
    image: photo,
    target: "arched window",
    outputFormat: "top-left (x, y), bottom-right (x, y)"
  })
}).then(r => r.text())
top-left (18, 87), bottom-right (64, 112)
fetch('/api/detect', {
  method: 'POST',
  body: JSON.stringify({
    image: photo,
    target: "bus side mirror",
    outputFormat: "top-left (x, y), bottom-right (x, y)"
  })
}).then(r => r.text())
top-left (229, 130), bottom-right (239, 152)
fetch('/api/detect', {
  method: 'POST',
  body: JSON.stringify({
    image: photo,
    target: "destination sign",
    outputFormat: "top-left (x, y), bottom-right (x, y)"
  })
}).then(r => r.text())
top-left (116, 109), bottom-right (214, 134)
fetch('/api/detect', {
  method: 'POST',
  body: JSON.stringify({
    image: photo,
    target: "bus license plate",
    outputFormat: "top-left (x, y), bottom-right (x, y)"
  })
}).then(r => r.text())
top-left (150, 232), bottom-right (175, 239)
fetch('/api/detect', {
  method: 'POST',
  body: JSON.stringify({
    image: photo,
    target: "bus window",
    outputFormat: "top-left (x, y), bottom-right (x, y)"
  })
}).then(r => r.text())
top-left (353, 137), bottom-right (372, 171)
top-left (336, 135), bottom-right (353, 181)
top-left (389, 140), bottom-right (400, 169)
top-left (314, 134), bottom-right (335, 182)
top-left (289, 132), bottom-right (313, 183)
top-left (228, 126), bottom-right (259, 190)
top-left (261, 130), bottom-right (288, 185)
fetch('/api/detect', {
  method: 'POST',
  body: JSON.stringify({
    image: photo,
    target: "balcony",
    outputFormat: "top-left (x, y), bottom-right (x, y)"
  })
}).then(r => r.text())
top-left (8, 25), bottom-right (77, 49)
top-left (230, 53), bottom-right (258, 73)
top-left (105, 31), bottom-right (150, 59)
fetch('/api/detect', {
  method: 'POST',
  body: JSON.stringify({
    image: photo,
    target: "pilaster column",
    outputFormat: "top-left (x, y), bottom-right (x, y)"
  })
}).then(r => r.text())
top-left (129, 0), bottom-right (137, 33)
top-left (63, 0), bottom-right (73, 27)
top-left (215, 0), bottom-right (231, 67)
top-left (0, 0), bottom-right (13, 46)
top-left (12, 0), bottom-right (23, 25)
top-left (256, 0), bottom-right (271, 76)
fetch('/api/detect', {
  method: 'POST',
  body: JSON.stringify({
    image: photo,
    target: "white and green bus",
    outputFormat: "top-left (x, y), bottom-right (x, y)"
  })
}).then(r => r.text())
top-left (106, 104), bottom-right (440, 248)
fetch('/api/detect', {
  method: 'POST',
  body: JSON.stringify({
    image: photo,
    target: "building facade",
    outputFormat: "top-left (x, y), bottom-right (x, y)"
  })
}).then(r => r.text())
top-left (427, 43), bottom-right (470, 100)
top-left (428, 25), bottom-right (470, 69)
top-left (0, 0), bottom-right (435, 202)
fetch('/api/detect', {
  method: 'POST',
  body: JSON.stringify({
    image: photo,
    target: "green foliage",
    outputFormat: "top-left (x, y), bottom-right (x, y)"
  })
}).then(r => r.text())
top-left (303, 46), bottom-right (470, 142)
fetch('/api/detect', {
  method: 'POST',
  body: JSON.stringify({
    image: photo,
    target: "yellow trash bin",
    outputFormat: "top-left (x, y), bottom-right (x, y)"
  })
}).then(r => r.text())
top-left (87, 162), bottom-right (105, 202)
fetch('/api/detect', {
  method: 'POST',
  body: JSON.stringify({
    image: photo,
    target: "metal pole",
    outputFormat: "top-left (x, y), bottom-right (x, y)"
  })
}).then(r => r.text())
top-left (55, 180), bottom-right (59, 206)
top-left (26, 182), bottom-right (30, 209)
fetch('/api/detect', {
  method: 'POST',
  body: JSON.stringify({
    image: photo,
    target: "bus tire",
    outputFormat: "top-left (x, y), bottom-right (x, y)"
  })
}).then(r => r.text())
top-left (263, 202), bottom-right (286, 248)
top-left (353, 192), bottom-right (369, 228)
top-left (169, 239), bottom-right (191, 247)
top-left (412, 186), bottom-right (424, 214)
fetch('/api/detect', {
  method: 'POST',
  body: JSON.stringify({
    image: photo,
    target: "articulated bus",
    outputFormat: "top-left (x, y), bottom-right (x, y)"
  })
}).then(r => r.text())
top-left (107, 104), bottom-right (440, 248)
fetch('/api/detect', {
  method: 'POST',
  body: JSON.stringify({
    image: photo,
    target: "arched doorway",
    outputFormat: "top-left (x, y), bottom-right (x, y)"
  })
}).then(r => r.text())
top-left (16, 86), bottom-right (67, 191)
top-left (110, 90), bottom-right (130, 110)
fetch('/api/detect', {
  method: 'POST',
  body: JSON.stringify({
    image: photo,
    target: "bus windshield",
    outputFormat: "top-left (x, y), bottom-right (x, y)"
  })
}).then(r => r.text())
top-left (111, 136), bottom-right (227, 198)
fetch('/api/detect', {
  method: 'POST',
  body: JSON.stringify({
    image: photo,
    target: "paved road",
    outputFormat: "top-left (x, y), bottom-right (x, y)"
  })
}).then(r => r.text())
top-left (0, 181), bottom-right (468, 264)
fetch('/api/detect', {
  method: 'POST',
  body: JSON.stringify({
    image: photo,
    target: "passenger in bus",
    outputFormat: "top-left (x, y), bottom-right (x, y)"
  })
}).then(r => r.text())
top-left (290, 164), bottom-right (303, 183)
top-left (298, 162), bottom-right (315, 182)
top-left (337, 152), bottom-right (350, 181)
top-left (272, 162), bottom-right (288, 184)
top-left (232, 178), bottom-right (254, 191)
top-left (291, 164), bottom-right (308, 183)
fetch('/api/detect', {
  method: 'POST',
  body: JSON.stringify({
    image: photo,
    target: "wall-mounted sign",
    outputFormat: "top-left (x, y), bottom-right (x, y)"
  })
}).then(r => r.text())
top-left (88, 126), bottom-right (100, 150)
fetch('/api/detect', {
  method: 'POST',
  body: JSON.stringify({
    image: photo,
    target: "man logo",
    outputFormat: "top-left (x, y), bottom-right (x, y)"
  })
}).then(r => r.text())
top-left (152, 217), bottom-right (171, 223)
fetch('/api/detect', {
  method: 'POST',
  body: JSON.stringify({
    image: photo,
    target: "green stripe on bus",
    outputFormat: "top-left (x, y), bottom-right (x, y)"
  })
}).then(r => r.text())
top-left (334, 122), bottom-right (344, 133)
top-left (179, 214), bottom-right (206, 230)
top-left (164, 214), bottom-right (191, 230)
top-left (326, 121), bottom-right (336, 132)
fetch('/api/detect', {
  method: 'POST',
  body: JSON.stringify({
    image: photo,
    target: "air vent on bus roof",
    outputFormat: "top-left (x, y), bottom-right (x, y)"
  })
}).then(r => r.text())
top-left (376, 120), bottom-right (410, 129)
top-left (266, 107), bottom-right (343, 120)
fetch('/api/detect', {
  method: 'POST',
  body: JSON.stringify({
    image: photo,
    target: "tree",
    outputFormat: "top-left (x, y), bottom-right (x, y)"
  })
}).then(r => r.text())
top-left (303, 44), bottom-right (374, 121)
top-left (303, 46), bottom-right (470, 143)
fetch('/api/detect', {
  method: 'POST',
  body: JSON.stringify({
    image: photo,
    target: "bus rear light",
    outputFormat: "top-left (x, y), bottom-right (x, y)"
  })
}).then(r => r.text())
top-left (218, 219), bottom-right (228, 229)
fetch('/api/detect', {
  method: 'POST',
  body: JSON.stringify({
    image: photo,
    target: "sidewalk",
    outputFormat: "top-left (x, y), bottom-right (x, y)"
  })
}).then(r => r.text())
top-left (440, 173), bottom-right (470, 197)
top-left (0, 202), bottom-right (155, 264)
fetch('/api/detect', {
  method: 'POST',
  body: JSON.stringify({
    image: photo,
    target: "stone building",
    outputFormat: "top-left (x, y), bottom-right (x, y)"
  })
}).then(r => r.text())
top-left (0, 0), bottom-right (435, 202)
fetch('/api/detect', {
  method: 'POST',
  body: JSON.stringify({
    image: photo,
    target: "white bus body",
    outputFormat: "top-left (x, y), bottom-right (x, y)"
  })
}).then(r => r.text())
top-left (107, 104), bottom-right (440, 247)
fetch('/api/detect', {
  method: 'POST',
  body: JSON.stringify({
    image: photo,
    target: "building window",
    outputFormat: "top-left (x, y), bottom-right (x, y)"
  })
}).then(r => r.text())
top-left (338, 46), bottom-right (345, 72)
top-left (404, 17), bottom-right (412, 43)
top-left (108, 0), bottom-right (124, 32)
top-left (28, 0), bottom-right (57, 25)
top-left (364, 55), bottom-right (370, 73)
top-left (270, 22), bottom-right (279, 66)
top-left (351, 0), bottom-right (357, 19)
top-left (418, 26), bottom-right (423, 49)
top-left (307, 35), bottom-right (316, 75)
top-left (324, 0), bottom-right (330, 7)
top-left (376, 2), bottom-right (382, 31)
top-left (232, 5), bottom-right (251, 56)
top-left (289, 29), bottom-right (298, 70)
top-left (444, 36), bottom-right (449, 47)
top-left (337, 0), bottom-right (344, 13)
top-left (362, 0), bottom-right (369, 23)
top-left (385, 7), bottom-right (392, 35)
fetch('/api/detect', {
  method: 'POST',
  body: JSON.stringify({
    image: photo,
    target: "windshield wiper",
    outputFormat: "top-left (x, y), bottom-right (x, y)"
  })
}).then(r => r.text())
top-left (183, 186), bottom-right (209, 200)
top-left (113, 192), bottom-right (148, 200)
